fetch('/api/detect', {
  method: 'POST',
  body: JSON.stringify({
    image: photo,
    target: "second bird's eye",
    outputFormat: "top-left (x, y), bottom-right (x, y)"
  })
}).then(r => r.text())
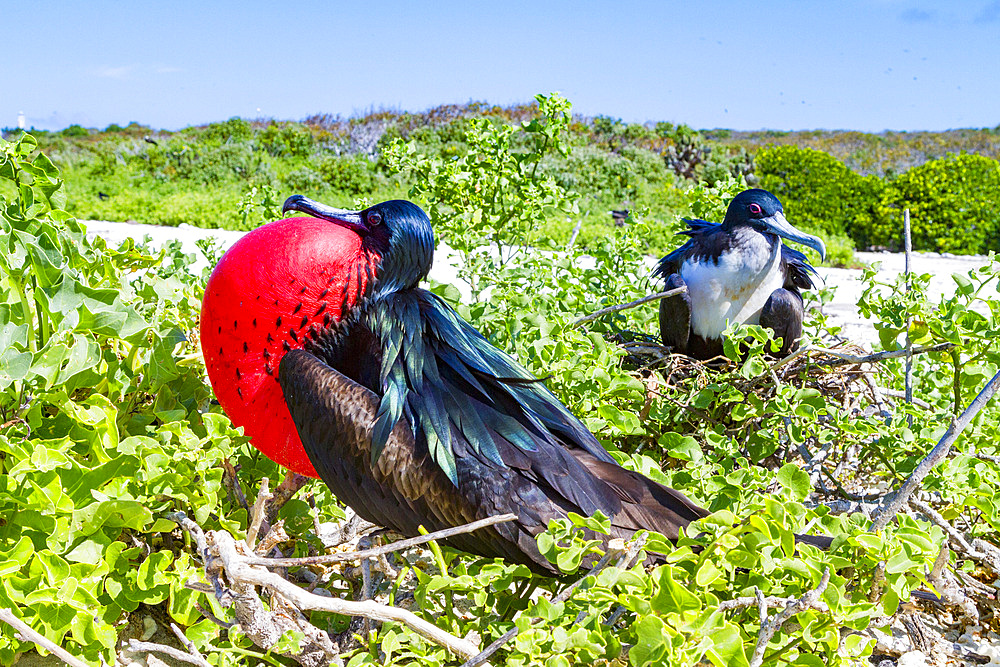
top-left (368, 212), bottom-right (382, 226)
top-left (748, 203), bottom-right (763, 215)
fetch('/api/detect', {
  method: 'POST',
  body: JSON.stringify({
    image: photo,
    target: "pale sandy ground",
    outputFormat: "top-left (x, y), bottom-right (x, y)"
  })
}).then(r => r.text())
top-left (83, 220), bottom-right (998, 350)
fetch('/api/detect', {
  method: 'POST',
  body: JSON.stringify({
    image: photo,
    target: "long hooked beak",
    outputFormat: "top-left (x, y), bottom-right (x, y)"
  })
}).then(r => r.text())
top-left (282, 195), bottom-right (367, 235)
top-left (763, 210), bottom-right (826, 261)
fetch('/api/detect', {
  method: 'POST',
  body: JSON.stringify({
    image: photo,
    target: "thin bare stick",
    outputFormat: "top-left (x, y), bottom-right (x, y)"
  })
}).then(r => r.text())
top-left (170, 622), bottom-right (211, 667)
top-left (245, 513), bottom-right (518, 568)
top-left (718, 595), bottom-right (829, 613)
top-left (881, 388), bottom-right (931, 410)
top-left (246, 477), bottom-right (272, 549)
top-left (128, 639), bottom-right (211, 667)
top-left (460, 535), bottom-right (646, 667)
top-left (903, 208), bottom-right (914, 428)
top-left (572, 286), bottom-right (686, 329)
top-left (748, 568), bottom-right (831, 667)
top-left (0, 608), bottom-right (91, 667)
top-left (211, 530), bottom-right (482, 659)
top-left (871, 368), bottom-right (1000, 531)
top-left (816, 342), bottom-right (954, 366)
top-left (566, 218), bottom-right (583, 249)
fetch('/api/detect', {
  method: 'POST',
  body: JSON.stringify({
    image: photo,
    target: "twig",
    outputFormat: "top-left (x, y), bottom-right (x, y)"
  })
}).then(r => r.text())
top-left (210, 530), bottom-right (482, 659)
top-left (572, 286), bottom-right (686, 329)
top-left (871, 368), bottom-right (1000, 531)
top-left (748, 568), bottom-right (831, 667)
top-left (903, 208), bottom-right (914, 428)
top-left (267, 470), bottom-right (311, 524)
top-left (816, 342), bottom-right (954, 367)
top-left (881, 388), bottom-right (932, 410)
top-left (128, 639), bottom-right (211, 667)
top-left (460, 535), bottom-right (646, 667)
top-left (170, 622), bottom-right (211, 667)
top-left (245, 513), bottom-right (517, 568)
top-left (717, 594), bottom-right (829, 614)
top-left (0, 609), bottom-right (90, 667)
top-left (566, 218), bottom-right (583, 249)
top-left (247, 477), bottom-right (272, 549)
top-left (910, 497), bottom-right (1000, 573)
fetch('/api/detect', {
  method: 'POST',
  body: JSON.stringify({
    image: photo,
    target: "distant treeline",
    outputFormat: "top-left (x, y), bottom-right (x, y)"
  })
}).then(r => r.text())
top-left (5, 102), bottom-right (999, 259)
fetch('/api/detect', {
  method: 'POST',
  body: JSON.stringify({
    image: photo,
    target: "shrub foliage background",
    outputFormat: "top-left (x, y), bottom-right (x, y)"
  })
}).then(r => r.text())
top-left (6, 102), bottom-right (1000, 262)
top-left (1, 96), bottom-right (1000, 665)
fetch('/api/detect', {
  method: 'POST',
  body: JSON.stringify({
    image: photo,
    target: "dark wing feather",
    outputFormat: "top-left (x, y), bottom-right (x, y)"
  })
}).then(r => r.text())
top-left (653, 218), bottom-right (724, 280)
top-left (365, 289), bottom-right (617, 486)
top-left (780, 244), bottom-right (819, 291)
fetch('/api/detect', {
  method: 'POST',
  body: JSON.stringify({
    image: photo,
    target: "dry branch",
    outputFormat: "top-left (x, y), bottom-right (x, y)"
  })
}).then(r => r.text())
top-left (127, 639), bottom-right (212, 667)
top-left (748, 567), bottom-right (831, 667)
top-left (815, 342), bottom-right (954, 367)
top-left (0, 609), bottom-right (90, 667)
top-left (172, 512), bottom-right (483, 662)
top-left (572, 286), bottom-right (686, 329)
top-left (871, 368), bottom-right (1000, 531)
top-left (210, 529), bottom-right (481, 659)
top-left (245, 513), bottom-right (518, 568)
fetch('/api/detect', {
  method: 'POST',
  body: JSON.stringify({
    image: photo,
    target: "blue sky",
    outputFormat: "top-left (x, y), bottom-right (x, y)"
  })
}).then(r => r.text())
top-left (4, 0), bottom-right (999, 132)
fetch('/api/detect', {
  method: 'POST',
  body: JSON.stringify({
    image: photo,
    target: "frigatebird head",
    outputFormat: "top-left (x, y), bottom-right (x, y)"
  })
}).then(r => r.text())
top-left (722, 189), bottom-right (826, 261)
top-left (282, 195), bottom-right (435, 295)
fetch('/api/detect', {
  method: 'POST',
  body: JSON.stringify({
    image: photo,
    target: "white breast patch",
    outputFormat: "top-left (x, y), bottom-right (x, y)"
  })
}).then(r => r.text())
top-left (680, 242), bottom-right (784, 339)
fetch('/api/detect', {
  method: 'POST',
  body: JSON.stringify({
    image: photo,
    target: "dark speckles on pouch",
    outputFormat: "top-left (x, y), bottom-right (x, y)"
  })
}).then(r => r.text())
top-left (276, 316), bottom-right (282, 328)
top-left (217, 326), bottom-right (222, 334)
top-left (289, 329), bottom-right (299, 342)
top-left (243, 342), bottom-right (248, 353)
top-left (319, 288), bottom-right (329, 300)
top-left (323, 313), bottom-right (332, 327)
top-left (314, 302), bottom-right (326, 317)
top-left (267, 333), bottom-right (274, 343)
top-left (233, 320), bottom-right (238, 329)
top-left (273, 299), bottom-right (279, 306)
top-left (237, 387), bottom-right (243, 399)
top-left (252, 318), bottom-right (257, 327)
top-left (263, 349), bottom-right (271, 360)
top-left (282, 340), bottom-right (291, 352)
top-left (293, 303), bottom-right (302, 315)
top-left (299, 316), bottom-right (308, 329)
top-left (299, 286), bottom-right (307, 295)
top-left (236, 367), bottom-right (242, 380)
top-left (218, 347), bottom-right (223, 356)
top-left (327, 275), bottom-right (336, 285)
top-left (265, 363), bottom-right (273, 376)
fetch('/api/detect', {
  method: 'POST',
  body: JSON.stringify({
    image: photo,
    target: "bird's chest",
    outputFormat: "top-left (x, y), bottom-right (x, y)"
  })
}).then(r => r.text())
top-left (681, 243), bottom-right (784, 338)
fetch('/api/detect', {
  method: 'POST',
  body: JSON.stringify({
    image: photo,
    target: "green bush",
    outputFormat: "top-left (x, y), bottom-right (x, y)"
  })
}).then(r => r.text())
top-left (871, 153), bottom-right (1000, 253)
top-left (317, 154), bottom-right (378, 195)
top-left (258, 121), bottom-right (314, 157)
top-left (201, 117), bottom-right (253, 145)
top-left (756, 145), bottom-right (882, 249)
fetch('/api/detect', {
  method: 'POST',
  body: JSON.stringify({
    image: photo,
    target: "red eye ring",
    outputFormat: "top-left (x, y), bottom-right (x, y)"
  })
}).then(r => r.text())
top-left (748, 203), bottom-right (763, 215)
top-left (368, 212), bottom-right (382, 226)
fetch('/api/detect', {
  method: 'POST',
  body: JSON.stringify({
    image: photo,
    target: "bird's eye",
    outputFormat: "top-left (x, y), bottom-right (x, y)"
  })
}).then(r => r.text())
top-left (748, 203), bottom-right (763, 216)
top-left (368, 212), bottom-right (382, 226)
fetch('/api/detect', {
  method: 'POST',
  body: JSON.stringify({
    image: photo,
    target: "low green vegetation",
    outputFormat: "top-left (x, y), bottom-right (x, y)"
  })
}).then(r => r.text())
top-left (6, 101), bottom-right (1000, 264)
top-left (2, 97), bottom-right (1000, 665)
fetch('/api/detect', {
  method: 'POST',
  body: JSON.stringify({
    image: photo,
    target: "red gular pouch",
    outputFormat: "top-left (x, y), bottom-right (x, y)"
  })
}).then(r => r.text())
top-left (201, 217), bottom-right (374, 477)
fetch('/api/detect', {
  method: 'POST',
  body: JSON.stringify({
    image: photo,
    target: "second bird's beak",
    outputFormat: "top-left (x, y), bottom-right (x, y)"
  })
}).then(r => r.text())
top-left (763, 211), bottom-right (826, 261)
top-left (283, 195), bottom-right (368, 235)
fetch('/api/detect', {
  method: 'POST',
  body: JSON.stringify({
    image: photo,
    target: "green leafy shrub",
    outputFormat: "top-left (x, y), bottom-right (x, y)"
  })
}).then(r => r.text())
top-left (756, 145), bottom-right (882, 246)
top-left (258, 121), bottom-right (314, 157)
top-left (317, 155), bottom-right (378, 195)
top-left (201, 116), bottom-right (253, 145)
top-left (871, 153), bottom-right (1000, 253)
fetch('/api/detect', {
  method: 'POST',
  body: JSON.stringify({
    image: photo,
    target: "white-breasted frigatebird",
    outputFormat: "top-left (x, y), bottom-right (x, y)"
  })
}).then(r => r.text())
top-left (201, 195), bottom-right (829, 574)
top-left (654, 189), bottom-right (826, 360)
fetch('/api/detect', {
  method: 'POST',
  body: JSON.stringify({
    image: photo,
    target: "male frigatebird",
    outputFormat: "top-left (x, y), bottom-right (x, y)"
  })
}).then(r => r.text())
top-left (654, 189), bottom-right (826, 360)
top-left (201, 196), bottom-right (828, 574)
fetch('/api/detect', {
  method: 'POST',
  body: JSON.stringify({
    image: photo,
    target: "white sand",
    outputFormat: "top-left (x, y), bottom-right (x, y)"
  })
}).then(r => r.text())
top-left (83, 220), bottom-right (997, 350)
